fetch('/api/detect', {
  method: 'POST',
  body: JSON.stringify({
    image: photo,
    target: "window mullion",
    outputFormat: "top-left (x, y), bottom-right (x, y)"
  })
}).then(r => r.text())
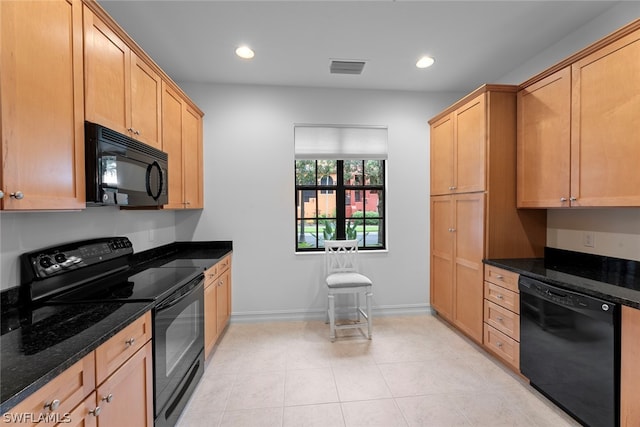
top-left (336, 160), bottom-right (346, 239)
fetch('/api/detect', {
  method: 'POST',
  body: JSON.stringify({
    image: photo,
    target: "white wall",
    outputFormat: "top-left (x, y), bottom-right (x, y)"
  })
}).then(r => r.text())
top-left (0, 209), bottom-right (176, 290)
top-left (176, 83), bottom-right (463, 321)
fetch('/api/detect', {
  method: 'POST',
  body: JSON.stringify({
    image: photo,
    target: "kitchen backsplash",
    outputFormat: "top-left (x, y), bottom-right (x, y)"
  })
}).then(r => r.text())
top-left (547, 208), bottom-right (640, 262)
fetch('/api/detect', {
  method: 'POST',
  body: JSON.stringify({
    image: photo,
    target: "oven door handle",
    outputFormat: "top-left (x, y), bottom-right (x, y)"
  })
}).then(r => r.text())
top-left (156, 279), bottom-right (203, 311)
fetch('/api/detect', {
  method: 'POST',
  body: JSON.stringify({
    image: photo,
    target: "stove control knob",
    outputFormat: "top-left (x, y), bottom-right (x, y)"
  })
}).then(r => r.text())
top-left (54, 253), bottom-right (67, 263)
top-left (39, 257), bottom-right (54, 269)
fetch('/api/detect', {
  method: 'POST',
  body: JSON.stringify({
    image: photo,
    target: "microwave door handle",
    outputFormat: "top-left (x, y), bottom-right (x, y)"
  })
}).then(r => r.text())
top-left (146, 161), bottom-right (163, 201)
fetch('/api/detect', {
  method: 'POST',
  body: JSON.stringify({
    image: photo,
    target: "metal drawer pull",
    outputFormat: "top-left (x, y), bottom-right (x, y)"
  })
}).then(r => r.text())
top-left (560, 197), bottom-right (567, 202)
top-left (495, 274), bottom-right (504, 279)
top-left (497, 316), bottom-right (504, 322)
top-left (496, 342), bottom-right (503, 348)
top-left (496, 294), bottom-right (504, 300)
top-left (102, 394), bottom-right (113, 403)
top-left (44, 399), bottom-right (61, 411)
top-left (89, 407), bottom-right (101, 417)
top-left (125, 338), bottom-right (135, 347)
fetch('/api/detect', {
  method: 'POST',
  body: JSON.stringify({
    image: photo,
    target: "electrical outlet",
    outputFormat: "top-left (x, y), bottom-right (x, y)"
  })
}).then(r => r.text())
top-left (583, 231), bottom-right (595, 248)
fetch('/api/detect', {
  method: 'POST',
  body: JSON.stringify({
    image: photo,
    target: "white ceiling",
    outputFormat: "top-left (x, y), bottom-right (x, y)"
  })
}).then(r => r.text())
top-left (98, 0), bottom-right (620, 93)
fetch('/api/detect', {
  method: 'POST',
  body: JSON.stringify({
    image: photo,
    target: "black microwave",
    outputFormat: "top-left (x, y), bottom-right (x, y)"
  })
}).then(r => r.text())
top-left (85, 122), bottom-right (168, 207)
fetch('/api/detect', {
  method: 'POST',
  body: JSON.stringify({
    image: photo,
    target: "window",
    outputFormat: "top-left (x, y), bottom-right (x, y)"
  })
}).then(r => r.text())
top-left (294, 125), bottom-right (387, 251)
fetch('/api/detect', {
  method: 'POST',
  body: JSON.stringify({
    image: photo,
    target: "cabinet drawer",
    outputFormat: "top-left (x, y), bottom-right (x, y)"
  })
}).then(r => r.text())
top-left (484, 266), bottom-right (519, 292)
top-left (484, 300), bottom-right (520, 341)
top-left (217, 254), bottom-right (231, 272)
top-left (95, 311), bottom-right (151, 385)
top-left (484, 282), bottom-right (519, 314)
top-left (204, 264), bottom-right (218, 286)
top-left (2, 353), bottom-right (95, 426)
top-left (484, 324), bottom-right (519, 370)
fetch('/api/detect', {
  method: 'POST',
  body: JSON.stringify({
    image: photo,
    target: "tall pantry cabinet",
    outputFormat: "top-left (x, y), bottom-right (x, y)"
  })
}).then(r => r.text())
top-left (429, 85), bottom-right (546, 344)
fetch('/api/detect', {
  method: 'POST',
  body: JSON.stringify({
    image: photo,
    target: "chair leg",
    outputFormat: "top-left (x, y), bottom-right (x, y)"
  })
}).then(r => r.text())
top-left (366, 290), bottom-right (373, 339)
top-left (356, 292), bottom-right (361, 322)
top-left (328, 293), bottom-right (336, 342)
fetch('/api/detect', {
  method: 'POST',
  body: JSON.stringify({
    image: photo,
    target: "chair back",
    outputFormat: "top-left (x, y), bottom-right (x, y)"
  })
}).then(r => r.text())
top-left (325, 240), bottom-right (360, 275)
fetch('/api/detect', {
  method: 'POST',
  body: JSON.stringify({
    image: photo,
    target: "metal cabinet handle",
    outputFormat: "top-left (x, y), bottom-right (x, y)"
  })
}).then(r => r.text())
top-left (102, 394), bottom-right (113, 403)
top-left (44, 399), bottom-right (61, 411)
top-left (89, 407), bottom-right (101, 417)
top-left (0, 190), bottom-right (4, 199)
top-left (125, 338), bottom-right (135, 347)
top-left (134, 130), bottom-right (140, 135)
top-left (560, 197), bottom-right (567, 202)
top-left (218, 280), bottom-right (224, 286)
top-left (127, 128), bottom-right (134, 133)
top-left (496, 294), bottom-right (504, 300)
top-left (10, 191), bottom-right (24, 200)
top-left (496, 342), bottom-right (503, 348)
top-left (497, 316), bottom-right (504, 322)
top-left (570, 196), bottom-right (577, 202)
top-left (495, 274), bottom-right (504, 280)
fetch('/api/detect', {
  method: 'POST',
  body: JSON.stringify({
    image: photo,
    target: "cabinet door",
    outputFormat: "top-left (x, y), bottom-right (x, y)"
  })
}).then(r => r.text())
top-left (204, 281), bottom-right (218, 359)
top-left (182, 104), bottom-right (203, 209)
top-left (453, 193), bottom-right (485, 343)
top-left (62, 392), bottom-right (98, 427)
top-left (161, 82), bottom-right (185, 209)
top-left (517, 67), bottom-right (571, 208)
top-left (430, 114), bottom-right (454, 195)
top-left (131, 53), bottom-right (162, 149)
top-left (216, 269), bottom-right (231, 336)
top-left (83, 6), bottom-right (130, 136)
top-left (96, 342), bottom-right (153, 427)
top-left (571, 29), bottom-right (640, 207)
top-left (430, 195), bottom-right (454, 320)
top-left (621, 306), bottom-right (640, 427)
top-left (454, 94), bottom-right (486, 193)
top-left (0, 0), bottom-right (85, 210)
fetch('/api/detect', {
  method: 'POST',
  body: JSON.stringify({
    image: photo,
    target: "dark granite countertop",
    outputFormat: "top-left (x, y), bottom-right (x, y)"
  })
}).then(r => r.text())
top-left (484, 247), bottom-right (640, 309)
top-left (0, 240), bottom-right (232, 414)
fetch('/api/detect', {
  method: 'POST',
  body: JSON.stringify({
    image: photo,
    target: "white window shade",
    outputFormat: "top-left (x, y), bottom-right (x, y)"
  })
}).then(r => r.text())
top-left (294, 125), bottom-right (388, 160)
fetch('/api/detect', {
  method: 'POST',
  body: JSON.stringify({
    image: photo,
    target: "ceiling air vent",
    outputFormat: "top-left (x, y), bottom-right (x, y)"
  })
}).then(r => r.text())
top-left (330, 60), bottom-right (366, 75)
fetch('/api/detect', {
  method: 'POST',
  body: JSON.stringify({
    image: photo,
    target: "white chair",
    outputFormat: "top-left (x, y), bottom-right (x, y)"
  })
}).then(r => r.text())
top-left (324, 239), bottom-right (373, 342)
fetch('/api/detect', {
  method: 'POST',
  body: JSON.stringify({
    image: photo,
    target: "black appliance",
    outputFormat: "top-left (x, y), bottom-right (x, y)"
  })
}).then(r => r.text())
top-left (85, 122), bottom-right (168, 207)
top-left (519, 275), bottom-right (619, 427)
top-left (20, 237), bottom-right (204, 427)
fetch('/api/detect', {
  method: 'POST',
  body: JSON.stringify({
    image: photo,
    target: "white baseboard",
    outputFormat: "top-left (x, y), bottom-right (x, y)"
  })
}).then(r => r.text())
top-left (230, 303), bottom-right (432, 323)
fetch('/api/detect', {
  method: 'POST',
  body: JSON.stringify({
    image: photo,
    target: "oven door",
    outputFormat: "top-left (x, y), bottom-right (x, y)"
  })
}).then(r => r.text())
top-left (153, 275), bottom-right (204, 424)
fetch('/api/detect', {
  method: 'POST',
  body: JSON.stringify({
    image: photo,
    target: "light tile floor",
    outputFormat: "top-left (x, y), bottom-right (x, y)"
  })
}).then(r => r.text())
top-left (176, 314), bottom-right (580, 427)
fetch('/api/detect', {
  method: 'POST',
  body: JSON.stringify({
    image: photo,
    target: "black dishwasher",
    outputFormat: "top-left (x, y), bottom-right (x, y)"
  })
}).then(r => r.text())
top-left (519, 276), bottom-right (619, 427)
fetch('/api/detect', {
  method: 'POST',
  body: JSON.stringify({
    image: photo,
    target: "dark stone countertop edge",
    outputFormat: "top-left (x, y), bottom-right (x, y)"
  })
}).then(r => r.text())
top-left (0, 302), bottom-right (154, 414)
top-left (483, 258), bottom-right (640, 310)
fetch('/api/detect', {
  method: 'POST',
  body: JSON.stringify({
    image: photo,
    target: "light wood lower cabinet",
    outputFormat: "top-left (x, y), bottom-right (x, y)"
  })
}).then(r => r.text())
top-left (1, 312), bottom-right (152, 427)
top-left (205, 255), bottom-right (232, 358)
top-left (621, 305), bottom-right (640, 427)
top-left (483, 266), bottom-right (520, 371)
top-left (430, 193), bottom-right (485, 343)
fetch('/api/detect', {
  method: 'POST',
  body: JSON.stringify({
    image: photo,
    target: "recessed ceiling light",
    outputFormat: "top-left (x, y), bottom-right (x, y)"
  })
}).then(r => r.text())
top-left (416, 56), bottom-right (435, 69)
top-left (235, 45), bottom-right (255, 59)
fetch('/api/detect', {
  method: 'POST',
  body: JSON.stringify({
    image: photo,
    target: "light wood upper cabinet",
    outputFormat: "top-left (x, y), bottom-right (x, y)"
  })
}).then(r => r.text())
top-left (570, 29), bottom-right (640, 207)
top-left (517, 67), bottom-right (571, 208)
top-left (84, 6), bottom-right (161, 149)
top-left (430, 93), bottom-right (485, 195)
top-left (161, 82), bottom-right (204, 209)
top-left (0, 0), bottom-right (85, 210)
top-left (518, 21), bottom-right (640, 208)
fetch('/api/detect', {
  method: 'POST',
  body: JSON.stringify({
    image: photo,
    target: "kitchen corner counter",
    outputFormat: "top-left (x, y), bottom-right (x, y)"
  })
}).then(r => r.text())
top-left (0, 240), bottom-right (232, 414)
top-left (484, 248), bottom-right (640, 309)
top-left (0, 302), bottom-right (152, 414)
